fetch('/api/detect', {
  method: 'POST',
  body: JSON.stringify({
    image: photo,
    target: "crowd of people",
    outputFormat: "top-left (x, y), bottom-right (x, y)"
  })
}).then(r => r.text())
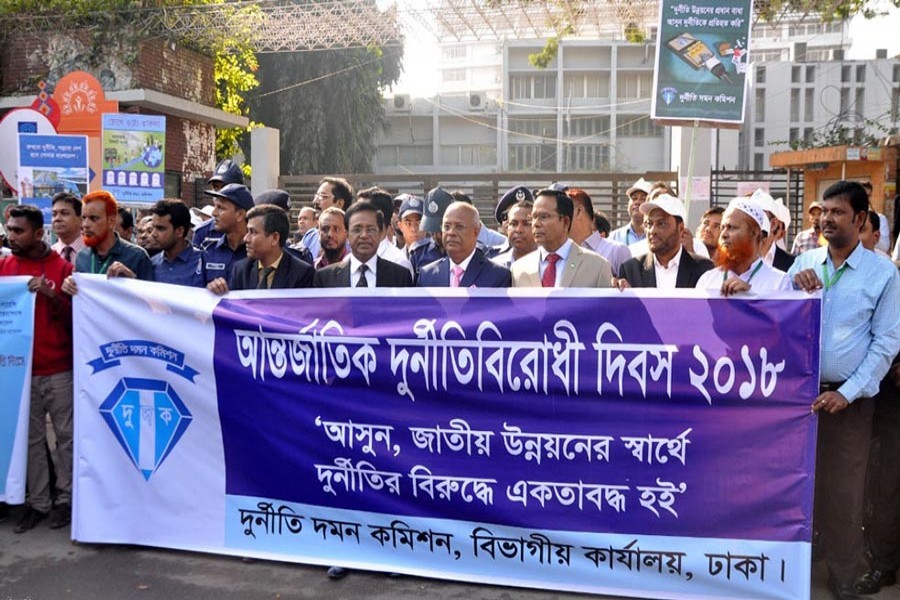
top-left (1, 159), bottom-right (898, 600)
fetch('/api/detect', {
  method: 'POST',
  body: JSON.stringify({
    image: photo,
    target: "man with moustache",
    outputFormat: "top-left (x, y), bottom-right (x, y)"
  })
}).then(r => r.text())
top-left (492, 201), bottom-right (536, 268)
top-left (696, 206), bottom-right (724, 262)
top-left (567, 188), bottom-right (630, 276)
top-left (115, 206), bottom-right (135, 241)
top-left (209, 205), bottom-right (314, 293)
top-left (60, 191), bottom-right (154, 296)
top-left (615, 195), bottom-right (712, 290)
top-left (356, 187), bottom-right (414, 275)
top-left (193, 158), bottom-right (245, 249)
top-left (512, 189), bottom-right (612, 288)
top-left (199, 183), bottom-right (252, 287)
top-left (315, 201), bottom-right (412, 288)
top-left (296, 206), bottom-right (318, 238)
top-left (0, 205), bottom-right (74, 532)
top-left (49, 193), bottom-right (84, 264)
top-left (695, 199), bottom-right (791, 295)
top-left (314, 207), bottom-right (348, 269)
top-left (417, 202), bottom-right (510, 287)
top-left (791, 200), bottom-right (824, 256)
top-left (789, 181), bottom-right (900, 600)
top-left (748, 189), bottom-right (794, 272)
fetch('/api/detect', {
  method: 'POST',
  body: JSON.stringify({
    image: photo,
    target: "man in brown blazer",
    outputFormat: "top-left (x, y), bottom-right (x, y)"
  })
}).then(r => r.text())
top-left (511, 188), bottom-right (612, 288)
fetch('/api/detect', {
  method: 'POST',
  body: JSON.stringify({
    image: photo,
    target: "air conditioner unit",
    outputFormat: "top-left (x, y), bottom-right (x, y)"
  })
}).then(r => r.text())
top-left (468, 92), bottom-right (487, 111)
top-left (391, 94), bottom-right (411, 112)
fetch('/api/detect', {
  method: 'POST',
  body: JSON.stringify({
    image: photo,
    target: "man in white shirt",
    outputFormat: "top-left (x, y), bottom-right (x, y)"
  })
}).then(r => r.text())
top-left (696, 198), bottom-right (792, 295)
top-left (610, 177), bottom-right (652, 246)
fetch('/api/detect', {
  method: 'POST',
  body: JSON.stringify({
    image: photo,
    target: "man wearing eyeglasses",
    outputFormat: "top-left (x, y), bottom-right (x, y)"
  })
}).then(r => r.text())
top-left (314, 202), bottom-right (412, 288)
top-left (511, 189), bottom-right (612, 288)
top-left (298, 177), bottom-right (354, 261)
top-left (614, 194), bottom-right (712, 290)
top-left (416, 202), bottom-right (511, 288)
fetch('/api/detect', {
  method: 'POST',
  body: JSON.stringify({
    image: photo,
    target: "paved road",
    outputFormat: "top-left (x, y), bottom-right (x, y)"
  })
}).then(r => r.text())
top-left (1, 507), bottom-right (899, 600)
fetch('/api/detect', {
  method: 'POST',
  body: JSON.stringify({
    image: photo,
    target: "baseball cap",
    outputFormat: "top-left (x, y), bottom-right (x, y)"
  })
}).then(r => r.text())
top-left (626, 177), bottom-right (653, 198)
top-left (397, 194), bottom-right (424, 219)
top-left (773, 198), bottom-right (791, 229)
top-left (421, 187), bottom-right (454, 233)
top-left (208, 159), bottom-right (245, 186)
top-left (639, 194), bottom-right (686, 221)
top-left (255, 189), bottom-right (291, 210)
top-left (809, 200), bottom-right (824, 212)
top-left (204, 183), bottom-right (254, 211)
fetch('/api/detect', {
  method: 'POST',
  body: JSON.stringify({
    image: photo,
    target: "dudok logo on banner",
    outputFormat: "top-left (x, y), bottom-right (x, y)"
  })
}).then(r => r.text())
top-left (88, 340), bottom-right (196, 481)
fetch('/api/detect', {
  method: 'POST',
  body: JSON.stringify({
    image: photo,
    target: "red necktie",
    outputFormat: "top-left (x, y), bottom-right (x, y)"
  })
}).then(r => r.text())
top-left (541, 252), bottom-right (560, 288)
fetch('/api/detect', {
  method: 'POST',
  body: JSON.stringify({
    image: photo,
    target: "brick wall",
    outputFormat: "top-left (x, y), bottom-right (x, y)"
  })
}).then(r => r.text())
top-left (132, 38), bottom-right (215, 105)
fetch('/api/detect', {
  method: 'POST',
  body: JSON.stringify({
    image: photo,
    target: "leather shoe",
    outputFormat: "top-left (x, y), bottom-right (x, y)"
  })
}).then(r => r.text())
top-left (855, 568), bottom-right (897, 595)
top-left (829, 581), bottom-right (861, 600)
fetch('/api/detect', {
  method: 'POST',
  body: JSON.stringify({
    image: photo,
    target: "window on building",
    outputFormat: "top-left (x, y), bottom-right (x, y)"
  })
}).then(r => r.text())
top-left (440, 145), bottom-right (496, 167)
top-left (564, 144), bottom-right (609, 171)
top-left (791, 66), bottom-right (801, 83)
top-left (804, 127), bottom-right (814, 145)
top-left (509, 144), bottom-right (556, 171)
top-left (790, 89), bottom-right (800, 122)
top-left (894, 64), bottom-right (900, 82)
top-left (567, 116), bottom-right (611, 137)
top-left (378, 145), bottom-right (433, 167)
top-left (509, 74), bottom-right (557, 100)
top-left (443, 46), bottom-right (467, 61)
top-left (804, 88), bottom-right (815, 122)
top-left (855, 88), bottom-right (864, 114)
top-left (563, 73), bottom-right (609, 98)
top-left (617, 72), bottom-right (652, 99)
top-left (754, 153), bottom-right (764, 170)
top-left (754, 128), bottom-right (764, 147)
top-left (617, 115), bottom-right (662, 137)
top-left (856, 65), bottom-right (866, 82)
top-left (165, 171), bottom-right (182, 200)
top-left (805, 66), bottom-right (815, 83)
top-left (841, 65), bottom-right (851, 82)
top-left (789, 128), bottom-right (800, 143)
top-left (756, 65), bottom-right (766, 84)
top-left (893, 88), bottom-right (900, 122)
top-left (755, 88), bottom-right (765, 121)
top-left (509, 117), bottom-right (558, 138)
top-left (840, 87), bottom-right (850, 115)
top-left (443, 68), bottom-right (466, 83)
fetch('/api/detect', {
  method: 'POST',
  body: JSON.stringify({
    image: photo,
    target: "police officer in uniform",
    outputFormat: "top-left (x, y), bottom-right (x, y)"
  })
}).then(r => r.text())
top-left (193, 159), bottom-right (245, 249)
top-left (200, 183), bottom-right (253, 288)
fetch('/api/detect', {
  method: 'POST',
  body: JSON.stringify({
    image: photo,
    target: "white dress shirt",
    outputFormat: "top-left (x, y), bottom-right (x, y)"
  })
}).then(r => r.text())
top-left (378, 238), bottom-right (414, 276)
top-left (538, 239), bottom-right (574, 288)
top-left (349, 254), bottom-right (378, 287)
top-left (653, 246), bottom-right (683, 290)
top-left (695, 258), bottom-right (792, 293)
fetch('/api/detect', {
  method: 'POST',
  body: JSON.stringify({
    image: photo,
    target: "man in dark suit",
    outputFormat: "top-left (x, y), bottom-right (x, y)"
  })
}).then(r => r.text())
top-left (314, 202), bottom-right (413, 288)
top-left (615, 194), bottom-right (712, 289)
top-left (207, 205), bottom-right (314, 293)
top-left (416, 201), bottom-right (511, 288)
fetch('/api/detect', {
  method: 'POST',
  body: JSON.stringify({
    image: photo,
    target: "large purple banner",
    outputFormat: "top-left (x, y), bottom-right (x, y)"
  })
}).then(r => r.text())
top-left (212, 289), bottom-right (819, 599)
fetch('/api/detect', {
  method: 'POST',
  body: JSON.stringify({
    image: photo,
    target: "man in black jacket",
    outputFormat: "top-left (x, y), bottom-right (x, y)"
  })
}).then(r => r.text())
top-left (207, 205), bottom-right (314, 293)
top-left (314, 202), bottom-right (413, 288)
top-left (615, 194), bottom-right (712, 289)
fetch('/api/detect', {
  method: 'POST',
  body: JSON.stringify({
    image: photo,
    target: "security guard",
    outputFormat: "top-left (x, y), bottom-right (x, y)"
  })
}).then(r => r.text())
top-left (194, 159), bottom-right (245, 249)
top-left (200, 183), bottom-right (252, 287)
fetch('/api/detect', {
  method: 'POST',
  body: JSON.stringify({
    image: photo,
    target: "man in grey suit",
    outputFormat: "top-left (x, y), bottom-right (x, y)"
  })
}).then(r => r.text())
top-left (511, 189), bottom-right (612, 288)
top-left (614, 194), bottom-right (712, 290)
top-left (416, 202), bottom-right (511, 287)
top-left (314, 202), bottom-right (413, 288)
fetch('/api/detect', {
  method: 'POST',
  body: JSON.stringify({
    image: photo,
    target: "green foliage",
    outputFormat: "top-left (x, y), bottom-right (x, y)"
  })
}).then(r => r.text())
top-left (0, 0), bottom-right (262, 165)
top-left (771, 115), bottom-right (892, 150)
top-left (249, 40), bottom-right (403, 174)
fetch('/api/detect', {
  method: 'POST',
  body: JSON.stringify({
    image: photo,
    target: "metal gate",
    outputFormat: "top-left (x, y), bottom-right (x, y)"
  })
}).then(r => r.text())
top-left (710, 169), bottom-right (805, 239)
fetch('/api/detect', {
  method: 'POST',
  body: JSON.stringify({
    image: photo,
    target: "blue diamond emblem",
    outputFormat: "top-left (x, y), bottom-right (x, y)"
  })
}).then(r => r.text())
top-left (99, 377), bottom-right (193, 481)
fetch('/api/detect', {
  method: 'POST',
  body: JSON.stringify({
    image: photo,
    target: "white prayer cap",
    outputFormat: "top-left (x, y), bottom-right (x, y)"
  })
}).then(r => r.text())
top-left (727, 197), bottom-right (770, 234)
